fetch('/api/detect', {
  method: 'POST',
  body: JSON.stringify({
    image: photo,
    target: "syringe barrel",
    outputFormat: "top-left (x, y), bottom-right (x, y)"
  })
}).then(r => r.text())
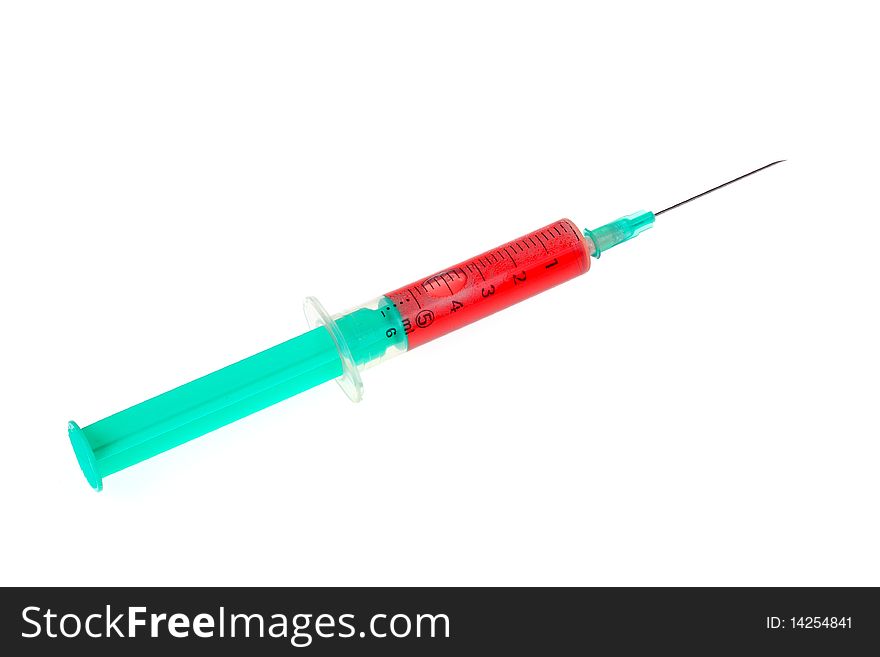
top-left (385, 219), bottom-right (590, 348)
top-left (303, 219), bottom-right (591, 403)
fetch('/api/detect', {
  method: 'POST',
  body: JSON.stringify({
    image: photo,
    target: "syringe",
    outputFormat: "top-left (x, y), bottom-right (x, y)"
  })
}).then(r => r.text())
top-left (69, 161), bottom-right (784, 490)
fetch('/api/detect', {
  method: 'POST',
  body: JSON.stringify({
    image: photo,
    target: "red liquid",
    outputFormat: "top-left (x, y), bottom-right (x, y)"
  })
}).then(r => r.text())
top-left (385, 219), bottom-right (590, 349)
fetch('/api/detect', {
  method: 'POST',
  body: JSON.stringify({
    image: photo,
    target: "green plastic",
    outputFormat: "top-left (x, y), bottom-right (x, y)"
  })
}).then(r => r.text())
top-left (336, 305), bottom-right (406, 367)
top-left (69, 301), bottom-right (407, 491)
top-left (583, 210), bottom-right (655, 257)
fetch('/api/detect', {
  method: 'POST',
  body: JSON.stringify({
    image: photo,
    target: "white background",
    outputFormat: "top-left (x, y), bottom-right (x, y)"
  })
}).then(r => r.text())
top-left (1, 1), bottom-right (878, 586)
